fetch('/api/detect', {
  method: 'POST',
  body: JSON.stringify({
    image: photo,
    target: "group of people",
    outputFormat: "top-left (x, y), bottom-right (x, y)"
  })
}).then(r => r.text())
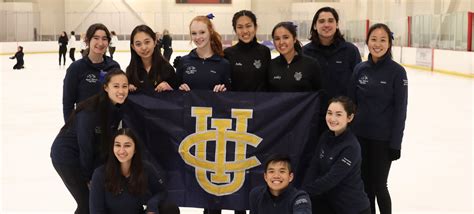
top-left (51, 6), bottom-right (407, 214)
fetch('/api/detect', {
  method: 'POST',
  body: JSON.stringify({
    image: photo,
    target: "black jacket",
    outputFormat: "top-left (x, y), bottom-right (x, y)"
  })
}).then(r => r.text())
top-left (302, 40), bottom-right (361, 98)
top-left (250, 185), bottom-right (311, 214)
top-left (224, 40), bottom-right (271, 91)
top-left (268, 54), bottom-right (322, 92)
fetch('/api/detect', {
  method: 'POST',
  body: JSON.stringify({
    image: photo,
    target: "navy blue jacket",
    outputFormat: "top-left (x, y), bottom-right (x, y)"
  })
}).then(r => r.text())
top-left (176, 49), bottom-right (231, 90)
top-left (62, 56), bottom-right (120, 121)
top-left (268, 54), bottom-right (322, 92)
top-left (302, 40), bottom-right (361, 98)
top-left (349, 54), bottom-right (408, 150)
top-left (249, 185), bottom-right (311, 214)
top-left (51, 102), bottom-right (123, 180)
top-left (302, 129), bottom-right (369, 214)
top-left (224, 39), bottom-right (271, 91)
top-left (89, 163), bottom-right (167, 214)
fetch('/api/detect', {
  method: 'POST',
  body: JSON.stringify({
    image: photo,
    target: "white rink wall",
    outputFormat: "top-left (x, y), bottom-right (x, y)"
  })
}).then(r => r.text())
top-left (1, 40), bottom-right (473, 77)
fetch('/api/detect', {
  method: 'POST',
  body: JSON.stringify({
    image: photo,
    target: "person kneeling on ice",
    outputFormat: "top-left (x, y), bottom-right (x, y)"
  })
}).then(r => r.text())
top-left (249, 154), bottom-right (312, 214)
top-left (10, 46), bottom-right (24, 69)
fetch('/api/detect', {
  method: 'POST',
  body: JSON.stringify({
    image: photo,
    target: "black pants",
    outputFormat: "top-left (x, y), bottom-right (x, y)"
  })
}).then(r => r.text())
top-left (52, 162), bottom-right (89, 214)
top-left (13, 63), bottom-right (24, 69)
top-left (70, 48), bottom-right (76, 61)
top-left (312, 195), bottom-right (371, 214)
top-left (163, 48), bottom-right (173, 61)
top-left (358, 137), bottom-right (392, 214)
top-left (59, 48), bottom-right (67, 65)
top-left (109, 46), bottom-right (116, 59)
top-left (204, 209), bottom-right (246, 214)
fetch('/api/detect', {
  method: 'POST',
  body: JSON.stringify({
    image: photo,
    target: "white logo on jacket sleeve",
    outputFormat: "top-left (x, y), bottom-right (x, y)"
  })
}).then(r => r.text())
top-left (235, 62), bottom-right (243, 66)
top-left (253, 60), bottom-right (262, 69)
top-left (273, 75), bottom-right (282, 80)
top-left (341, 157), bottom-right (352, 166)
top-left (403, 79), bottom-right (408, 86)
top-left (295, 198), bottom-right (309, 206)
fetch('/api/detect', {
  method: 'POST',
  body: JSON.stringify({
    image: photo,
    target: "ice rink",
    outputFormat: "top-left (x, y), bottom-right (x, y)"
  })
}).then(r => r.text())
top-left (1, 51), bottom-right (472, 213)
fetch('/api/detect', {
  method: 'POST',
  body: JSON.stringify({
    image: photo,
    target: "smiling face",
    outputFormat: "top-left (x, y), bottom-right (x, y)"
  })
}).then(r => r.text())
top-left (190, 20), bottom-right (211, 49)
top-left (273, 26), bottom-right (296, 58)
top-left (132, 31), bottom-right (156, 61)
top-left (88, 30), bottom-right (109, 56)
top-left (368, 28), bottom-right (390, 63)
top-left (104, 74), bottom-right (129, 105)
top-left (235, 15), bottom-right (256, 43)
top-left (264, 161), bottom-right (294, 196)
top-left (113, 134), bottom-right (135, 165)
top-left (315, 11), bottom-right (338, 42)
top-left (326, 101), bottom-right (354, 136)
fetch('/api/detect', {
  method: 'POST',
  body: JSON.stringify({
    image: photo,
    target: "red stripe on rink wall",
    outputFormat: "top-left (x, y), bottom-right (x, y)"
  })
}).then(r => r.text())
top-left (467, 12), bottom-right (473, 52)
top-left (407, 16), bottom-right (412, 47)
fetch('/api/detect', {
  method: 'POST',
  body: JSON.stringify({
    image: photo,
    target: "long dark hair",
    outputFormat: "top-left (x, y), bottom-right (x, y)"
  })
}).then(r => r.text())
top-left (105, 128), bottom-right (147, 196)
top-left (126, 24), bottom-right (171, 88)
top-left (309, 7), bottom-right (345, 45)
top-left (61, 69), bottom-right (127, 158)
top-left (190, 16), bottom-right (224, 56)
top-left (271, 21), bottom-right (302, 54)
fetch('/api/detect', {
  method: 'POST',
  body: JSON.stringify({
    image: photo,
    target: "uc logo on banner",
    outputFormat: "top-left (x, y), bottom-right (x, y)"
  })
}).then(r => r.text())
top-left (179, 107), bottom-right (262, 196)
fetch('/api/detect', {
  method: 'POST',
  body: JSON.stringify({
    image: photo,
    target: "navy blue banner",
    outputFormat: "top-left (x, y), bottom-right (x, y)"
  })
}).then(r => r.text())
top-left (123, 91), bottom-right (322, 210)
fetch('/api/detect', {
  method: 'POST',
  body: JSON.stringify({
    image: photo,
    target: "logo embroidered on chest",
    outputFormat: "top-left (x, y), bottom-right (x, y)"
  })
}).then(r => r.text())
top-left (185, 66), bottom-right (197, 75)
top-left (294, 72), bottom-right (302, 81)
top-left (86, 74), bottom-right (98, 83)
top-left (358, 75), bottom-right (369, 85)
top-left (253, 60), bottom-right (261, 69)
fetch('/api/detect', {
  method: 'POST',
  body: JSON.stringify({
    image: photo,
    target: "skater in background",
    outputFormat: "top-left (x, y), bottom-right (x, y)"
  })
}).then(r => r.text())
top-left (109, 31), bottom-right (118, 59)
top-left (79, 33), bottom-right (88, 58)
top-left (224, 10), bottom-right (271, 92)
top-left (349, 23), bottom-right (408, 214)
top-left (69, 31), bottom-right (77, 62)
top-left (10, 45), bottom-right (24, 70)
top-left (58, 31), bottom-right (68, 66)
top-left (161, 29), bottom-right (173, 61)
top-left (62, 23), bottom-right (121, 122)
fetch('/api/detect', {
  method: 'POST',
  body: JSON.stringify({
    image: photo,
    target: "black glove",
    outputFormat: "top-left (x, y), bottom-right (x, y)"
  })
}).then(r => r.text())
top-left (173, 56), bottom-right (182, 68)
top-left (389, 148), bottom-right (401, 161)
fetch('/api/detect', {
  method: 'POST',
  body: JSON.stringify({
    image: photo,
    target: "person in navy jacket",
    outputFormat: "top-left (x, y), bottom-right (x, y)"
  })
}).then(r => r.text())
top-left (268, 21), bottom-right (322, 92)
top-left (51, 69), bottom-right (129, 214)
top-left (224, 10), bottom-right (271, 92)
top-left (90, 128), bottom-right (179, 214)
top-left (302, 96), bottom-right (370, 214)
top-left (302, 7), bottom-right (361, 98)
top-left (175, 15), bottom-right (231, 92)
top-left (126, 24), bottom-right (177, 95)
top-left (349, 23), bottom-right (408, 214)
top-left (250, 154), bottom-right (312, 214)
top-left (63, 23), bottom-right (121, 122)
